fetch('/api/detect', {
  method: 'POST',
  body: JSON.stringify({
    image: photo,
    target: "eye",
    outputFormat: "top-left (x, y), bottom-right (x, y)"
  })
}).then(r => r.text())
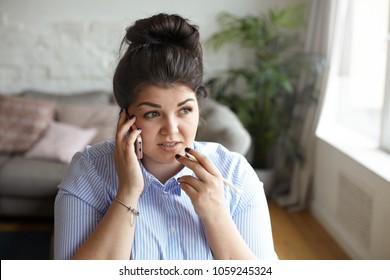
top-left (179, 107), bottom-right (193, 115)
top-left (144, 111), bottom-right (160, 118)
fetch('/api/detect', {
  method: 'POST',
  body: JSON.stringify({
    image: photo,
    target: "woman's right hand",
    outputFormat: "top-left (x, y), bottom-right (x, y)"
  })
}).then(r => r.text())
top-left (114, 110), bottom-right (144, 199)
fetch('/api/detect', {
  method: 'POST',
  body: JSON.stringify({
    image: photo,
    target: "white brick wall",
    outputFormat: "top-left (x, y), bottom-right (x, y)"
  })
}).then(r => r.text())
top-left (0, 0), bottom-right (295, 94)
top-left (0, 16), bottom-right (122, 93)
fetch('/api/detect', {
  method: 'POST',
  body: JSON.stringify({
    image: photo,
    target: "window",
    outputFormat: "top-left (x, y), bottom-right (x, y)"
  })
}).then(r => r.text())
top-left (321, 0), bottom-right (390, 153)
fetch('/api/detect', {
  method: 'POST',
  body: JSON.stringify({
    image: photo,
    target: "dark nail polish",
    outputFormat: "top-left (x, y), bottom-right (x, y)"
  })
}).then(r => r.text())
top-left (185, 147), bottom-right (191, 152)
top-left (175, 154), bottom-right (181, 159)
top-left (137, 128), bottom-right (142, 131)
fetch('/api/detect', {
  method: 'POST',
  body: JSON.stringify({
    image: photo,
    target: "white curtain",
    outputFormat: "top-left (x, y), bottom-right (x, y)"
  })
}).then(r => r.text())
top-left (274, 0), bottom-right (348, 210)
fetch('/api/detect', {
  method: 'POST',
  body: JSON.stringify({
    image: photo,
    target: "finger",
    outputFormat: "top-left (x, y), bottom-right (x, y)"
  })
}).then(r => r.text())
top-left (178, 181), bottom-right (198, 201)
top-left (185, 148), bottom-right (221, 177)
top-left (116, 109), bottom-right (127, 132)
top-left (175, 154), bottom-right (210, 182)
top-left (115, 112), bottom-right (128, 158)
top-left (115, 128), bottom-right (142, 166)
top-left (178, 175), bottom-right (204, 192)
top-left (128, 127), bottom-right (142, 143)
top-left (116, 118), bottom-right (141, 158)
top-left (116, 115), bottom-right (136, 143)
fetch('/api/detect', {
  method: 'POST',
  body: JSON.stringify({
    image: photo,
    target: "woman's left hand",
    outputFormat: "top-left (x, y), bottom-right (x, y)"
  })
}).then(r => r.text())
top-left (175, 148), bottom-right (227, 221)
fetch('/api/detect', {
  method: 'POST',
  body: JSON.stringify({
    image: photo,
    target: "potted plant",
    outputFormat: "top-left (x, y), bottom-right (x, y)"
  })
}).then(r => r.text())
top-left (205, 3), bottom-right (324, 194)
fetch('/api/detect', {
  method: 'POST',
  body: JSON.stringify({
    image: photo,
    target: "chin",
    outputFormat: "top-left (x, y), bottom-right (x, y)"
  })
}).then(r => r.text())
top-left (142, 152), bottom-right (178, 166)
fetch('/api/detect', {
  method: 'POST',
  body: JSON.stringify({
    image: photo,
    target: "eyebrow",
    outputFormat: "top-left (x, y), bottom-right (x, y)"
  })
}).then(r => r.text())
top-left (177, 98), bottom-right (195, 107)
top-left (137, 98), bottom-right (195, 108)
top-left (137, 102), bottom-right (161, 108)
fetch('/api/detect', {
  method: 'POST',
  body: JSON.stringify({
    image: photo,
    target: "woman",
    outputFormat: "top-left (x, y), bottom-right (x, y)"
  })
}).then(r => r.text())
top-left (54, 13), bottom-right (275, 260)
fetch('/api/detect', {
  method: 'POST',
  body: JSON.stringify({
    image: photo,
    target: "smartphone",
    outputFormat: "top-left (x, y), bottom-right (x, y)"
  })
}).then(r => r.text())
top-left (135, 135), bottom-right (143, 159)
top-left (124, 109), bottom-right (143, 159)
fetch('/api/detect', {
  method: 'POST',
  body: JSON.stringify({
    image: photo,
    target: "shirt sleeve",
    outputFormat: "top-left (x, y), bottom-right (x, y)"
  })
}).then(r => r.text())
top-left (54, 151), bottom-right (107, 260)
top-left (230, 156), bottom-right (276, 260)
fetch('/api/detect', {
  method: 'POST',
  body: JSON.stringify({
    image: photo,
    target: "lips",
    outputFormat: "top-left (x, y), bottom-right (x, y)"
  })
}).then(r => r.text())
top-left (160, 142), bottom-right (177, 147)
top-left (158, 141), bottom-right (181, 151)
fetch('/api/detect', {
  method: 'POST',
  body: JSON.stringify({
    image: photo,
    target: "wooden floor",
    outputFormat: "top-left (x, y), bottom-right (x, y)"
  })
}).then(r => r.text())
top-left (268, 199), bottom-right (350, 260)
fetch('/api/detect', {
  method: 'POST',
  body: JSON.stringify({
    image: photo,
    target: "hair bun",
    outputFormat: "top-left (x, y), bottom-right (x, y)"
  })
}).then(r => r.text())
top-left (114, 13), bottom-right (206, 110)
top-left (126, 13), bottom-right (200, 54)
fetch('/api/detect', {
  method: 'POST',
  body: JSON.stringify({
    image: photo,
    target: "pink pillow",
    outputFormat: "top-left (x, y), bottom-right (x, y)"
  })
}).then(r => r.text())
top-left (56, 105), bottom-right (118, 144)
top-left (0, 94), bottom-right (56, 153)
top-left (25, 121), bottom-right (97, 163)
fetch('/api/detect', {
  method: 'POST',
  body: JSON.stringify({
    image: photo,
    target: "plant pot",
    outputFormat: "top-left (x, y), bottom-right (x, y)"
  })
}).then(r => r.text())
top-left (255, 168), bottom-right (275, 197)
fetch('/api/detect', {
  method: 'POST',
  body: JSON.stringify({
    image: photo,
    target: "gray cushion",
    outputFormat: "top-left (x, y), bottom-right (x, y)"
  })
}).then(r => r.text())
top-left (196, 98), bottom-right (251, 155)
top-left (0, 156), bottom-right (68, 197)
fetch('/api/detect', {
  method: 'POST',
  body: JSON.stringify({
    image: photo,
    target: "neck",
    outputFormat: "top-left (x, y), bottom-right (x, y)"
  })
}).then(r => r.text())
top-left (142, 158), bottom-right (184, 184)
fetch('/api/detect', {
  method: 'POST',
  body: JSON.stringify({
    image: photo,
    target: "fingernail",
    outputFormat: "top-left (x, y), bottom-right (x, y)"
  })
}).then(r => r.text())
top-left (119, 108), bottom-right (123, 116)
top-left (137, 128), bottom-right (142, 131)
top-left (175, 154), bottom-right (181, 159)
top-left (185, 147), bottom-right (191, 152)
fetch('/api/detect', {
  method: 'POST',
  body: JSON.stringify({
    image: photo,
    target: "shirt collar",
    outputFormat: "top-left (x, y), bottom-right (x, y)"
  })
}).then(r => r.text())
top-left (139, 161), bottom-right (194, 197)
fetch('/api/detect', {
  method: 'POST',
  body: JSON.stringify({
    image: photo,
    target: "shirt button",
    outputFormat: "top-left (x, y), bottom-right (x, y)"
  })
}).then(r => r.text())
top-left (170, 226), bottom-right (176, 232)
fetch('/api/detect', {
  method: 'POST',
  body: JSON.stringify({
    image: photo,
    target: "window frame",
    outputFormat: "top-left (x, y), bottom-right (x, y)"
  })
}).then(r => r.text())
top-left (380, 5), bottom-right (390, 153)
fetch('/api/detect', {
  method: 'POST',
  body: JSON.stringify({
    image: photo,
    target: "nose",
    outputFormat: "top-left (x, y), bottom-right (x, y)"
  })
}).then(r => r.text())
top-left (160, 115), bottom-right (179, 135)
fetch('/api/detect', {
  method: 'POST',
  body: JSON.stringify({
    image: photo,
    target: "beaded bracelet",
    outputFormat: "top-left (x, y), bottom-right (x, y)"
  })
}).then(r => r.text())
top-left (113, 197), bottom-right (140, 216)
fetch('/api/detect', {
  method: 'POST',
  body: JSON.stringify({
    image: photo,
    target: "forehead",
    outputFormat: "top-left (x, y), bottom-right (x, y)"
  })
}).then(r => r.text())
top-left (134, 85), bottom-right (197, 105)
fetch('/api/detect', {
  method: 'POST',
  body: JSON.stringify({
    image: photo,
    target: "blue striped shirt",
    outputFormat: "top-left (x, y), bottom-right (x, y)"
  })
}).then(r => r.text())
top-left (54, 140), bottom-right (275, 260)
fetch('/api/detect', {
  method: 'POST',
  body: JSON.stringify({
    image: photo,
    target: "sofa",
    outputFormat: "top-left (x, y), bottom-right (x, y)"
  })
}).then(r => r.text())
top-left (0, 90), bottom-right (251, 218)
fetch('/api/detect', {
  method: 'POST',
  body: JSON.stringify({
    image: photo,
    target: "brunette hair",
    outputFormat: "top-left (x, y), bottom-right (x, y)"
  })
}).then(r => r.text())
top-left (113, 13), bottom-right (207, 108)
